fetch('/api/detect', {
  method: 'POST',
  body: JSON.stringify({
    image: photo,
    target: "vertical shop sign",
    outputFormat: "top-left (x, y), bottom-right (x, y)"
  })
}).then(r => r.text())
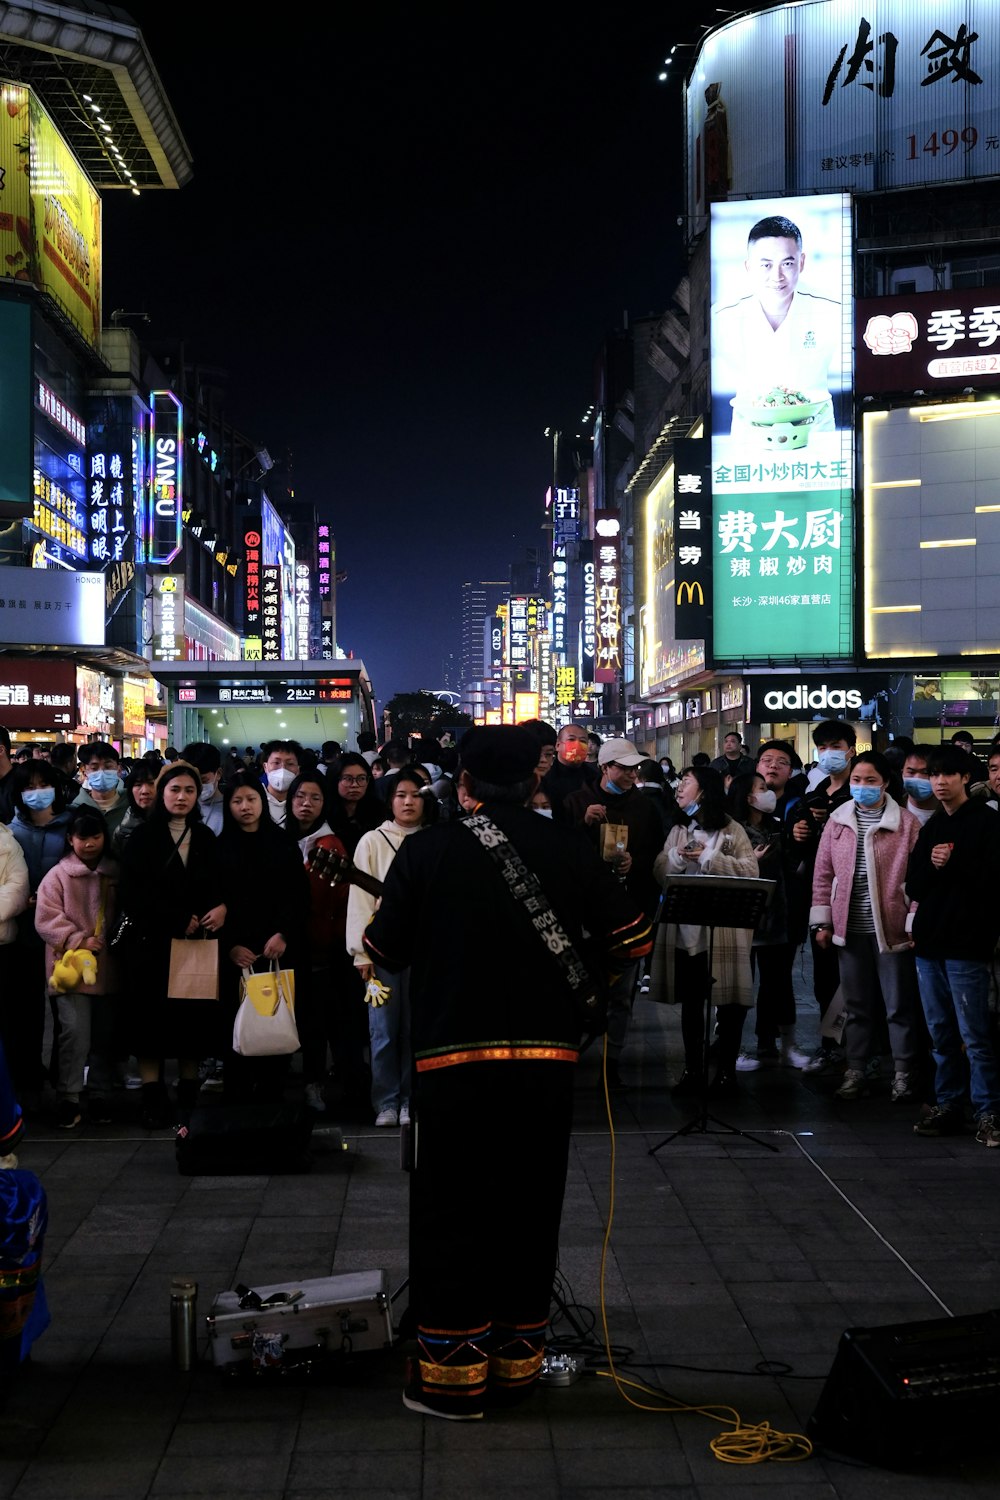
top-left (261, 564), bottom-right (281, 661)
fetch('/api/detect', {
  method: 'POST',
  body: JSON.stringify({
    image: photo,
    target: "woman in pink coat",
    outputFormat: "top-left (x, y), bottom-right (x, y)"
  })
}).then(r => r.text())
top-left (809, 751), bottom-right (922, 1104)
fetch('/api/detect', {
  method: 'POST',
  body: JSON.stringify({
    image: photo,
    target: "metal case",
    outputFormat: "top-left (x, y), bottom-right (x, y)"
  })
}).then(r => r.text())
top-left (206, 1270), bottom-right (394, 1371)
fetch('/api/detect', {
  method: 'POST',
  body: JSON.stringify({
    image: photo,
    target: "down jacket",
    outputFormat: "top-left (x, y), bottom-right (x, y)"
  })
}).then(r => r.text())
top-left (810, 796), bottom-right (919, 953)
top-left (0, 824), bottom-right (29, 945)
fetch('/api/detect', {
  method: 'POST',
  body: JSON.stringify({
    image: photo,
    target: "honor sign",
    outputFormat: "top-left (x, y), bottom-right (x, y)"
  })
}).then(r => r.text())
top-left (748, 674), bottom-right (888, 722)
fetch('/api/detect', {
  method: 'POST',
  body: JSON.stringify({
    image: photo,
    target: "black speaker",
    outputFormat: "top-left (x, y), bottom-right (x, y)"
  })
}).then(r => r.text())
top-left (808, 1308), bottom-right (1000, 1468)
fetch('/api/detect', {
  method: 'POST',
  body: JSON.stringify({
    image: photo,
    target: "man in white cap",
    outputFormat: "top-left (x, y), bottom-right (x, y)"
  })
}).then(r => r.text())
top-left (563, 738), bottom-right (665, 1084)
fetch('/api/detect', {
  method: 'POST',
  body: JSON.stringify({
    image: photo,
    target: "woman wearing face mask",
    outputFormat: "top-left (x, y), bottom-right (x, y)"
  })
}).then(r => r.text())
top-left (285, 770), bottom-right (371, 1117)
top-left (726, 773), bottom-right (795, 1071)
top-left (810, 751), bottom-right (923, 1103)
top-left (346, 772), bottom-right (438, 1127)
top-left (217, 774), bottom-right (309, 1105)
top-left (649, 766), bottom-right (757, 1096)
top-left (8, 766), bottom-right (74, 1099)
top-left (118, 762), bottom-right (228, 1129)
top-left (110, 765), bottom-right (158, 858)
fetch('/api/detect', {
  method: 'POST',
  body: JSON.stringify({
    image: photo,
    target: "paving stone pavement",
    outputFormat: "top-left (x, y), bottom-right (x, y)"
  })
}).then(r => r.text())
top-left (5, 968), bottom-right (1000, 1498)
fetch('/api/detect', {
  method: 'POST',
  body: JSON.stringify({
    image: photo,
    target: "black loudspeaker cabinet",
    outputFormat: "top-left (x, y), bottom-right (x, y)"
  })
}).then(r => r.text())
top-left (808, 1308), bottom-right (1000, 1468)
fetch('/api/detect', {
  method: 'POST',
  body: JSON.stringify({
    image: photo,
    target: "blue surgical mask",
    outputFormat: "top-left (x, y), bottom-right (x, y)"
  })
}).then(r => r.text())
top-left (86, 769), bottom-right (119, 793)
top-left (904, 777), bottom-right (933, 802)
top-left (850, 784), bottom-right (883, 808)
top-left (683, 800), bottom-right (701, 817)
top-left (604, 779), bottom-right (627, 795)
top-left (23, 788), bottom-right (55, 811)
top-left (817, 749), bottom-right (849, 775)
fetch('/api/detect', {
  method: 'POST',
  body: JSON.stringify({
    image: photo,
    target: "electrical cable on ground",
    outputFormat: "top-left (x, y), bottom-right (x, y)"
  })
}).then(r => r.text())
top-left (593, 1041), bottom-right (813, 1465)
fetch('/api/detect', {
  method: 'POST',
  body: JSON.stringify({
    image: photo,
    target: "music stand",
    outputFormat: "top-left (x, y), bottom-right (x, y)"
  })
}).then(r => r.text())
top-left (648, 874), bottom-right (778, 1156)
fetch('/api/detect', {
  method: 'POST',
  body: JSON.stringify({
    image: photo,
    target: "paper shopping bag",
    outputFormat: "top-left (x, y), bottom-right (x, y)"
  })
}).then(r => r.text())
top-left (168, 936), bottom-right (219, 1000)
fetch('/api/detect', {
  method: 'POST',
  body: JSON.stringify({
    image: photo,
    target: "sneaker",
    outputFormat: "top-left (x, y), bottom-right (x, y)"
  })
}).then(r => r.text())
top-left (835, 1068), bottom-right (867, 1100)
top-left (976, 1113), bottom-right (1000, 1148)
top-left (399, 1104), bottom-right (410, 1126)
top-left (375, 1107), bottom-right (399, 1128)
top-left (802, 1044), bottom-right (846, 1075)
top-left (913, 1106), bottom-right (965, 1138)
top-left (304, 1083), bottom-right (327, 1114)
top-left (402, 1391), bottom-right (483, 1422)
top-left (735, 1051), bottom-right (762, 1072)
top-left (56, 1098), bottom-right (82, 1130)
top-left (891, 1071), bottom-right (918, 1104)
top-left (123, 1071), bottom-right (143, 1090)
top-left (781, 1043), bottom-right (812, 1070)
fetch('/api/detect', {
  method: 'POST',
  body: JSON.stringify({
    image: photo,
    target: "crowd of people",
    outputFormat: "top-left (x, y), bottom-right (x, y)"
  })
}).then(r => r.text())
top-left (0, 719), bottom-right (999, 1152)
top-left (2, 714), bottom-right (1000, 1417)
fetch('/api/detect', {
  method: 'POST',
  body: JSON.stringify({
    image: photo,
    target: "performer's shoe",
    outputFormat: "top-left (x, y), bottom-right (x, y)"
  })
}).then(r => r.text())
top-left (402, 1392), bottom-right (483, 1421)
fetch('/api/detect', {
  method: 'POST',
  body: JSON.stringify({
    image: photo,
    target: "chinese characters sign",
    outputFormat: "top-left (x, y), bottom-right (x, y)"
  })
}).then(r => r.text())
top-left (687, 2), bottom-right (1000, 215)
top-left (317, 523), bottom-right (332, 598)
top-left (593, 511), bottom-right (622, 684)
top-left (0, 660), bottom-right (75, 730)
top-left (151, 574), bottom-right (186, 662)
top-left (87, 450), bottom-right (130, 568)
top-left (857, 287), bottom-right (1000, 391)
top-left (261, 564), bottom-right (281, 661)
top-left (296, 562), bottom-right (311, 659)
top-left (711, 194), bottom-right (854, 661)
top-left (242, 519), bottom-right (262, 659)
top-left (672, 439), bottom-right (713, 644)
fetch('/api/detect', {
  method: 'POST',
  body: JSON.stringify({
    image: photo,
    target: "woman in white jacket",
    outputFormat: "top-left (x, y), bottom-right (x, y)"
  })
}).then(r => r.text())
top-left (346, 773), bottom-right (437, 1127)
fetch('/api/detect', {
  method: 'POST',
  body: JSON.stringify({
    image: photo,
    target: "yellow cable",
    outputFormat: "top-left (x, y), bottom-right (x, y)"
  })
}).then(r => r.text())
top-left (594, 1043), bottom-right (812, 1464)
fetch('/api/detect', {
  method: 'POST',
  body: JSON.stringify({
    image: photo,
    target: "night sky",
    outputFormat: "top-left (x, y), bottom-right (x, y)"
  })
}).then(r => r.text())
top-left (103, 5), bottom-right (709, 708)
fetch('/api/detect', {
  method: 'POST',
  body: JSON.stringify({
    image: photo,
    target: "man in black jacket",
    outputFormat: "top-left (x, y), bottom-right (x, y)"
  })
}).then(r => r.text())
top-left (906, 745), bottom-right (1000, 1145)
top-left (364, 727), bottom-right (650, 1421)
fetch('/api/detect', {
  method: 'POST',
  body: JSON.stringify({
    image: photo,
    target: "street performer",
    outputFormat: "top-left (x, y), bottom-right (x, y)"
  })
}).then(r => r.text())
top-left (363, 725), bottom-right (651, 1421)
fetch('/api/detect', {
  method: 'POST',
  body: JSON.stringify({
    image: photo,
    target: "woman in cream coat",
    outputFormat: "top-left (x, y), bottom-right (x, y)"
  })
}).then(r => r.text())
top-left (648, 765), bottom-right (757, 1097)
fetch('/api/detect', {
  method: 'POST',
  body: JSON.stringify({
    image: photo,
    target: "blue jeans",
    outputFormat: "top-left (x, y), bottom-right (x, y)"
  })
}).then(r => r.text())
top-left (367, 963), bottom-right (411, 1115)
top-left (915, 957), bottom-right (1000, 1118)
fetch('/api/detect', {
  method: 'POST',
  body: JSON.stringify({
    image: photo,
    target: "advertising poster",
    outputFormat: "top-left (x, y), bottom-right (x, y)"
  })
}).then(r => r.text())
top-left (710, 193), bottom-right (854, 660)
top-left (688, 2), bottom-right (1000, 213)
top-left (29, 90), bottom-right (102, 347)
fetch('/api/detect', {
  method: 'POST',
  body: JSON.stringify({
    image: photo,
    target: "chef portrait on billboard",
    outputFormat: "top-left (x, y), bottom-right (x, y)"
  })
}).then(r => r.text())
top-left (711, 195), bottom-right (851, 452)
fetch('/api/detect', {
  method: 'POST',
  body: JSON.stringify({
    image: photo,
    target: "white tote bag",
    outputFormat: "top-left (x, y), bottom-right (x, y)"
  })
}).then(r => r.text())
top-left (232, 962), bottom-right (299, 1057)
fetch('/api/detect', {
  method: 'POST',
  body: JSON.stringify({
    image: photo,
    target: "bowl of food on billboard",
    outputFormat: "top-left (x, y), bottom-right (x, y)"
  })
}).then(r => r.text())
top-left (709, 193), bottom-right (855, 661)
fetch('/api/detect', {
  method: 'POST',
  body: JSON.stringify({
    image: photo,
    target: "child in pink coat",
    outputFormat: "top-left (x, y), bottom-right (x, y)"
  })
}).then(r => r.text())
top-left (33, 809), bottom-right (118, 1130)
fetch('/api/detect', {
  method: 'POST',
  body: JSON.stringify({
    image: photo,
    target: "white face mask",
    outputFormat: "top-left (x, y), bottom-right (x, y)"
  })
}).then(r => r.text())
top-left (199, 779), bottom-right (218, 802)
top-left (267, 767), bottom-right (294, 793)
top-left (533, 806), bottom-right (553, 819)
top-left (749, 789), bottom-right (777, 813)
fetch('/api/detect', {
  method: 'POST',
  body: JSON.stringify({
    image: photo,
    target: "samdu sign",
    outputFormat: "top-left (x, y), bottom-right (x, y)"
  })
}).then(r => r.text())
top-left (858, 288), bottom-right (1000, 392)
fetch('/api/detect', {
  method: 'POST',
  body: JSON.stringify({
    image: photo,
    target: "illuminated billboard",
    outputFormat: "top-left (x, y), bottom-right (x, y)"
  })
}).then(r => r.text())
top-left (149, 392), bottom-right (183, 565)
top-left (710, 193), bottom-right (854, 661)
top-left (594, 511), bottom-right (622, 684)
top-left (0, 83), bottom-right (101, 349)
top-left (687, 3), bottom-right (1000, 218)
top-left (863, 401), bottom-right (1000, 660)
top-left (643, 457), bottom-right (706, 697)
top-left (858, 288), bottom-right (1000, 394)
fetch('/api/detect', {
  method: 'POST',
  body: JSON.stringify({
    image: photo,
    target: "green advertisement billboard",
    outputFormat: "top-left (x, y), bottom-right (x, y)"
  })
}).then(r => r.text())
top-left (710, 192), bottom-right (854, 661)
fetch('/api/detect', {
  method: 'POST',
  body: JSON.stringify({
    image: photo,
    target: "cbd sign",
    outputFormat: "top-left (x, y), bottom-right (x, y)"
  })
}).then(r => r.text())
top-left (149, 391), bottom-right (183, 565)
